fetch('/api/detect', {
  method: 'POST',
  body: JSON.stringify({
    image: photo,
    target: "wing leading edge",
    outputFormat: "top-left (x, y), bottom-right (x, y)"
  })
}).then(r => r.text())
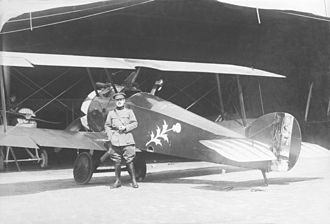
top-left (0, 51), bottom-right (285, 78)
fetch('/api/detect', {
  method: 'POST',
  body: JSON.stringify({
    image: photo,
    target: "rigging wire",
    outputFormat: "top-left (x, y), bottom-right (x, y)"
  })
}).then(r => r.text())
top-left (13, 68), bottom-right (71, 107)
top-left (167, 76), bottom-right (204, 100)
top-left (186, 87), bottom-right (216, 110)
top-left (6, 76), bottom-right (86, 134)
top-left (165, 77), bottom-right (221, 112)
top-left (34, 76), bottom-right (86, 114)
top-left (12, 68), bottom-right (81, 116)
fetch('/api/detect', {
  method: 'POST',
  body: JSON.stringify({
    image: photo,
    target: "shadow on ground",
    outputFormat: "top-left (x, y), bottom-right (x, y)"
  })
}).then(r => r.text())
top-left (144, 167), bottom-right (322, 191)
top-left (0, 166), bottom-right (321, 196)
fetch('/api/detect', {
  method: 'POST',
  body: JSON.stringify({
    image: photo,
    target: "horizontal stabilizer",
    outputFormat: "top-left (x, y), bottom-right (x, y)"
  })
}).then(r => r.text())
top-left (200, 138), bottom-right (276, 162)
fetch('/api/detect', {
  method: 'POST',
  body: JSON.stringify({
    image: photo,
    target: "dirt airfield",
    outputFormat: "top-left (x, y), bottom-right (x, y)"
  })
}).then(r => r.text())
top-left (1, 148), bottom-right (330, 224)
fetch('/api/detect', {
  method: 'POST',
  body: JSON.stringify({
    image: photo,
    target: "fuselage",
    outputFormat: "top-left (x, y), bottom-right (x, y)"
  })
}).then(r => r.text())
top-left (82, 89), bottom-right (261, 166)
top-left (81, 88), bottom-right (301, 171)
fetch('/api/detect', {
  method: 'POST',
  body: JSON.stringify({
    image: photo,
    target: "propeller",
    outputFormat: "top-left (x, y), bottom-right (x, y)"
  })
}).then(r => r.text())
top-left (65, 117), bottom-right (82, 131)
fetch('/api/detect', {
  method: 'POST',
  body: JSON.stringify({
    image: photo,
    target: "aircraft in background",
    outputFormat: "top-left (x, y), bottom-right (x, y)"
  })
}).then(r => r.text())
top-left (0, 51), bottom-right (302, 185)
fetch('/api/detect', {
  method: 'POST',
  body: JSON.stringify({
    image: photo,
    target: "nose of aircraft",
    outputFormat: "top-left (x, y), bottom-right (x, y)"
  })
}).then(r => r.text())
top-left (81, 90), bottom-right (117, 131)
top-left (80, 91), bottom-right (98, 130)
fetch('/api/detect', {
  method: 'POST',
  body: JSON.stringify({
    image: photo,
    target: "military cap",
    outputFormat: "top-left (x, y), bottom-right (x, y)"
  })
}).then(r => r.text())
top-left (113, 92), bottom-right (126, 100)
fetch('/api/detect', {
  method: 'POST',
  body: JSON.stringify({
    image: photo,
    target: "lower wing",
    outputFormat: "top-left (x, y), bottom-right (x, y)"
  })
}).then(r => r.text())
top-left (0, 125), bottom-right (107, 151)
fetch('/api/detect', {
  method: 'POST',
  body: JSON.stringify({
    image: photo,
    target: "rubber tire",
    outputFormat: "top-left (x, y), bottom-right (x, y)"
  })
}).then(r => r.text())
top-left (134, 153), bottom-right (147, 181)
top-left (39, 149), bottom-right (48, 169)
top-left (73, 152), bottom-right (94, 185)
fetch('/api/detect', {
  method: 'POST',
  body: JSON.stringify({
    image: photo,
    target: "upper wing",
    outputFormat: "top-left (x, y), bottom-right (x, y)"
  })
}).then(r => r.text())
top-left (0, 51), bottom-right (285, 78)
top-left (0, 125), bottom-right (107, 151)
top-left (125, 58), bottom-right (285, 78)
top-left (0, 51), bottom-right (133, 69)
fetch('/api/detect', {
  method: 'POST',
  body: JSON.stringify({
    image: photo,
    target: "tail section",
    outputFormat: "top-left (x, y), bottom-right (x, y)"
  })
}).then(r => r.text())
top-left (245, 112), bottom-right (302, 171)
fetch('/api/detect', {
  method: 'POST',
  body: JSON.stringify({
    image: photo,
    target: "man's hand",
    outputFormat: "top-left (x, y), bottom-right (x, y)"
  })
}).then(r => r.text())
top-left (118, 125), bottom-right (126, 132)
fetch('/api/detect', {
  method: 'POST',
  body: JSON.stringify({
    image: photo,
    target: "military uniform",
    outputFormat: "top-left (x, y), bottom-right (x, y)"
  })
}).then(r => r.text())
top-left (104, 107), bottom-right (138, 163)
top-left (104, 92), bottom-right (139, 188)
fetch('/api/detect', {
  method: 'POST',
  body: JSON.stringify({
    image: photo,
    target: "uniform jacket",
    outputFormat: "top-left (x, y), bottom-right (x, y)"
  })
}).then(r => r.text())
top-left (104, 107), bottom-right (138, 146)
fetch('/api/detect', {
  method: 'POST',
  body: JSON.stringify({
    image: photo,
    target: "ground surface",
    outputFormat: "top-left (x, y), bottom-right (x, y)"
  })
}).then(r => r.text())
top-left (1, 150), bottom-right (330, 224)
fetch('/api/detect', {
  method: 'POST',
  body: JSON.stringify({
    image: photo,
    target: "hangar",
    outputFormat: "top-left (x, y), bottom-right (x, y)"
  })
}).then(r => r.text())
top-left (1, 0), bottom-right (330, 148)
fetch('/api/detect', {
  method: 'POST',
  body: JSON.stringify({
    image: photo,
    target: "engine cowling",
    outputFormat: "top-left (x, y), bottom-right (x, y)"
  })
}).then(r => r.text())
top-left (80, 89), bottom-right (117, 131)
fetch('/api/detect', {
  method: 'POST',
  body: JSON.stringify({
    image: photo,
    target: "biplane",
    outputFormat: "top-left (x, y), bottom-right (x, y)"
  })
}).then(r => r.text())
top-left (0, 51), bottom-right (303, 185)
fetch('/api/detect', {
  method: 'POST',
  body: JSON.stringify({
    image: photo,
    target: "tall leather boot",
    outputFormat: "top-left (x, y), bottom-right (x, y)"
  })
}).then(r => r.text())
top-left (111, 163), bottom-right (122, 188)
top-left (127, 162), bottom-right (139, 188)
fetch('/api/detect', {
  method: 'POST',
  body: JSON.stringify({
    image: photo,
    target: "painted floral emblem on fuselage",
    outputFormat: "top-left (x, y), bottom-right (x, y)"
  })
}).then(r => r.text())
top-left (146, 120), bottom-right (181, 147)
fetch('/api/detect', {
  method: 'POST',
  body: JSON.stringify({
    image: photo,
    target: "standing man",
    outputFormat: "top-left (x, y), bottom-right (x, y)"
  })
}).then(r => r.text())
top-left (104, 92), bottom-right (139, 188)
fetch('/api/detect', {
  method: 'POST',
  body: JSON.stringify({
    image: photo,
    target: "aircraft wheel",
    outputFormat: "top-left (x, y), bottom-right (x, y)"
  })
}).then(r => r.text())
top-left (39, 149), bottom-right (48, 169)
top-left (134, 153), bottom-right (147, 181)
top-left (73, 152), bottom-right (94, 185)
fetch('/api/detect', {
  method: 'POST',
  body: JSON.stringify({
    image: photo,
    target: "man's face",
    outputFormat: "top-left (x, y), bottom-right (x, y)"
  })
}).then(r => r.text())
top-left (115, 98), bottom-right (125, 107)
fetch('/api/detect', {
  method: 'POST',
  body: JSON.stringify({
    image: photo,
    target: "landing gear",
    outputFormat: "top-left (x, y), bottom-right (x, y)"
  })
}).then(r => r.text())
top-left (73, 152), bottom-right (94, 185)
top-left (39, 149), bottom-right (48, 169)
top-left (261, 169), bottom-right (268, 186)
top-left (0, 146), bottom-right (49, 171)
top-left (134, 152), bottom-right (147, 182)
top-left (73, 151), bottom-right (147, 185)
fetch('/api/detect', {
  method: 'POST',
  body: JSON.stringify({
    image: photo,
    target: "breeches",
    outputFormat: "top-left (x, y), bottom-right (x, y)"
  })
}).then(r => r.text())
top-left (109, 145), bottom-right (136, 164)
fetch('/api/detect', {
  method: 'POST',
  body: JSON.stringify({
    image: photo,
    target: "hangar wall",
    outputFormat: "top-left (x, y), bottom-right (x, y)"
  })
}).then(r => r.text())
top-left (1, 0), bottom-right (330, 147)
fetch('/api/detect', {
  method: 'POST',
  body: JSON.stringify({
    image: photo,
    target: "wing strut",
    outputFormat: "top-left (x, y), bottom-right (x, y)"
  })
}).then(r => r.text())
top-left (125, 67), bottom-right (141, 84)
top-left (0, 24), bottom-right (8, 133)
top-left (258, 81), bottom-right (265, 115)
top-left (86, 68), bottom-right (100, 97)
top-left (261, 169), bottom-right (268, 186)
top-left (103, 68), bottom-right (118, 93)
top-left (304, 82), bottom-right (313, 122)
top-left (0, 66), bottom-right (8, 132)
top-left (327, 97), bottom-right (330, 118)
top-left (236, 76), bottom-right (247, 127)
top-left (215, 74), bottom-right (225, 119)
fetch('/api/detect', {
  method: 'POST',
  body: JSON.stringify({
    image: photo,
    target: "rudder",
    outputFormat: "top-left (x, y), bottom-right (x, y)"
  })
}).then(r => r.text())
top-left (245, 112), bottom-right (301, 171)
